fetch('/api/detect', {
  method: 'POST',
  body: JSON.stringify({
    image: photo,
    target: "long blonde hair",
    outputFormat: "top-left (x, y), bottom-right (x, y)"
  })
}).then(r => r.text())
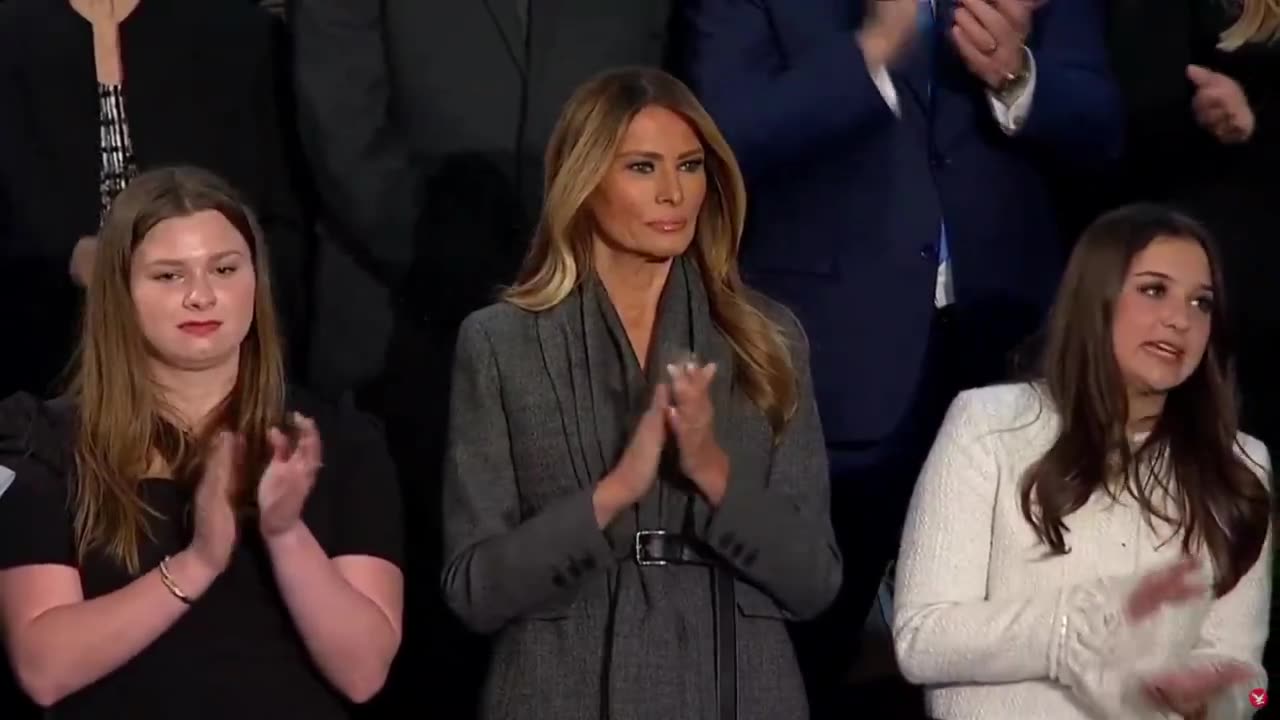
top-left (504, 67), bottom-right (798, 437)
top-left (1220, 0), bottom-right (1280, 49)
top-left (72, 166), bottom-right (286, 573)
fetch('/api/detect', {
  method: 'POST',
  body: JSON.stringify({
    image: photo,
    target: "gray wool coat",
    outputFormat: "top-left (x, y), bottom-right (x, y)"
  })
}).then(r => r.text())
top-left (440, 259), bottom-right (841, 720)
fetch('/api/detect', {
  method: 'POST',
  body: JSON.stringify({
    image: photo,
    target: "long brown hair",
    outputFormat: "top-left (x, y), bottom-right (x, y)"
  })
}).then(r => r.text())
top-left (72, 166), bottom-right (286, 573)
top-left (1020, 204), bottom-right (1270, 596)
top-left (504, 67), bottom-right (797, 436)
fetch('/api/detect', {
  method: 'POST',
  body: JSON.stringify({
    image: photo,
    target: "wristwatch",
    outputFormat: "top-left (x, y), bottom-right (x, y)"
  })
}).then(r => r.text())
top-left (995, 45), bottom-right (1033, 105)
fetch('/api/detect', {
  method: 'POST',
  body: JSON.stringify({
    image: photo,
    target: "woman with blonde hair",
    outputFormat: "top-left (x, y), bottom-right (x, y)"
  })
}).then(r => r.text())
top-left (440, 66), bottom-right (841, 719)
top-left (0, 166), bottom-right (403, 718)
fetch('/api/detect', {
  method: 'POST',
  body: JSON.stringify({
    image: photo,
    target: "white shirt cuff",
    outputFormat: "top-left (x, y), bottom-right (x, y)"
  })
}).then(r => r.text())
top-left (869, 64), bottom-right (901, 117)
top-left (986, 48), bottom-right (1037, 135)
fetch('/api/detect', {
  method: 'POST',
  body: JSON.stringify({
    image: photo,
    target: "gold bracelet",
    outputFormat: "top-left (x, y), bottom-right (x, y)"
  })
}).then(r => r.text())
top-left (158, 556), bottom-right (192, 605)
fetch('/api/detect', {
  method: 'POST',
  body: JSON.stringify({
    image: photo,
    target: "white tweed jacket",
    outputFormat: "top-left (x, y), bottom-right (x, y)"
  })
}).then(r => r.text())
top-left (893, 382), bottom-right (1272, 720)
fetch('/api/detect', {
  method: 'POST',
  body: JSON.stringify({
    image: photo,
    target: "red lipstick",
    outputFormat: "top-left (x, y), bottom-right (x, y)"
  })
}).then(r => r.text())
top-left (178, 321), bottom-right (222, 337)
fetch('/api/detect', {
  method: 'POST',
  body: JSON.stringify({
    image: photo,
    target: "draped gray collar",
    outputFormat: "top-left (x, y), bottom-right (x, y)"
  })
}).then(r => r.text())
top-left (533, 255), bottom-right (735, 555)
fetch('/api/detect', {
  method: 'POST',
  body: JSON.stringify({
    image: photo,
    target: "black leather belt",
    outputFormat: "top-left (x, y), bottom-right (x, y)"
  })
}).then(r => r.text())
top-left (634, 531), bottom-right (737, 720)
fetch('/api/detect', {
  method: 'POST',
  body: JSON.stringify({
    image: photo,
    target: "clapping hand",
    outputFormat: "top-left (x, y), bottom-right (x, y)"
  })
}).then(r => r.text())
top-left (857, 0), bottom-right (920, 69)
top-left (257, 413), bottom-right (323, 538)
top-left (1142, 659), bottom-right (1255, 718)
top-left (189, 431), bottom-right (241, 575)
top-left (950, 0), bottom-right (1037, 91)
top-left (666, 357), bottom-right (729, 506)
top-left (606, 384), bottom-right (670, 502)
top-left (1125, 556), bottom-right (1210, 623)
top-left (594, 384), bottom-right (670, 527)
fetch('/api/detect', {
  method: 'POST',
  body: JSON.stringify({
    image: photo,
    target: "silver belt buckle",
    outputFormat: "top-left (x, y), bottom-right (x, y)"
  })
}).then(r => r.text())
top-left (634, 529), bottom-right (668, 566)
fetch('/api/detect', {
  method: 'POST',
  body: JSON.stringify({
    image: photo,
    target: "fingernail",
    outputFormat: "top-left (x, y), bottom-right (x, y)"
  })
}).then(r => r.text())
top-left (667, 363), bottom-right (678, 377)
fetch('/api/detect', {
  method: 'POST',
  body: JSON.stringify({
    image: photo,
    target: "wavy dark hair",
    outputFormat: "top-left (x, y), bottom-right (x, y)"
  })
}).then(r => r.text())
top-left (1021, 204), bottom-right (1271, 596)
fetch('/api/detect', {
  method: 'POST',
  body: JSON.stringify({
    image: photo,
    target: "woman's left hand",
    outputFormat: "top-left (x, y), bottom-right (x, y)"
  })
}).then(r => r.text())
top-left (665, 359), bottom-right (729, 505)
top-left (1142, 659), bottom-right (1255, 718)
top-left (258, 413), bottom-right (324, 538)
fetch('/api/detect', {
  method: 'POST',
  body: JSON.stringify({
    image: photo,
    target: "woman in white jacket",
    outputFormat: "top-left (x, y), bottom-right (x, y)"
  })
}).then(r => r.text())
top-left (893, 204), bottom-right (1273, 720)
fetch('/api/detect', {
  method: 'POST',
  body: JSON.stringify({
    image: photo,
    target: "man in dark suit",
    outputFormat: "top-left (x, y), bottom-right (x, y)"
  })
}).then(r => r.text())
top-left (679, 0), bottom-right (1122, 714)
top-left (291, 1), bottom-right (674, 712)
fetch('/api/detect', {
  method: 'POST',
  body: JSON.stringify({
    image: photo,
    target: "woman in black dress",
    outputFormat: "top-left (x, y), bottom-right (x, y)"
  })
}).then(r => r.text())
top-left (0, 167), bottom-right (402, 719)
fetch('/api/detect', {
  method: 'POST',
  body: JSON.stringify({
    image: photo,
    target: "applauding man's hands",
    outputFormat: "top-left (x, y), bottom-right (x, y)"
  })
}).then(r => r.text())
top-left (951, 0), bottom-right (1036, 92)
top-left (857, 0), bottom-right (919, 69)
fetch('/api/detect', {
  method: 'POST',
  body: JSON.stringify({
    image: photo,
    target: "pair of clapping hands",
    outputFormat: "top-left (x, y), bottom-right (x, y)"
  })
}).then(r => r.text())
top-left (186, 413), bottom-right (324, 575)
top-left (595, 356), bottom-right (730, 521)
top-left (1123, 557), bottom-right (1258, 718)
top-left (858, 0), bottom-right (1255, 144)
top-left (858, 0), bottom-right (1037, 91)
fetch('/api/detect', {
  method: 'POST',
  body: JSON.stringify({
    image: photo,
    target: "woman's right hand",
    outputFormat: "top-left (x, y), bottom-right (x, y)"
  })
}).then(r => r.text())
top-left (593, 384), bottom-right (670, 528)
top-left (188, 432), bottom-right (240, 576)
top-left (1125, 556), bottom-right (1209, 623)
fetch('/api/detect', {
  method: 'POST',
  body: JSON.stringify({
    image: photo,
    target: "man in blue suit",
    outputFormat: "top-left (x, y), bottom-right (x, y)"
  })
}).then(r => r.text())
top-left (680, 0), bottom-right (1122, 712)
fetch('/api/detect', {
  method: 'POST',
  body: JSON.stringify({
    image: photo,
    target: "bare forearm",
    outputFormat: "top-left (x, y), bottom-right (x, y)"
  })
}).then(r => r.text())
top-left (11, 550), bottom-right (214, 706)
top-left (265, 524), bottom-right (399, 703)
